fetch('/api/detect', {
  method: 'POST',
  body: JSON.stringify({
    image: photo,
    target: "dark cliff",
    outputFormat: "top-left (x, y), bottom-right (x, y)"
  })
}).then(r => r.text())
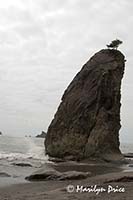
top-left (45, 49), bottom-right (125, 161)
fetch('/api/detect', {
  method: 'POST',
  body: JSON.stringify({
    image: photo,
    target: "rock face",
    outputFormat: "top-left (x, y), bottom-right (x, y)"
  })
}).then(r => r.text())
top-left (45, 49), bottom-right (125, 161)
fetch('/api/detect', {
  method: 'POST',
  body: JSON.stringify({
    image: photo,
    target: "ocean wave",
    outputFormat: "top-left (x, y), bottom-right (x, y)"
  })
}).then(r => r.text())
top-left (0, 136), bottom-right (49, 161)
top-left (0, 150), bottom-right (48, 162)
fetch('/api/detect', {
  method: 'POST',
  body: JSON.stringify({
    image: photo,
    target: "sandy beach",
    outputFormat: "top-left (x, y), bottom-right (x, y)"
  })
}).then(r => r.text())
top-left (0, 137), bottom-right (133, 200)
top-left (0, 171), bottom-right (133, 200)
top-left (0, 160), bottom-right (133, 200)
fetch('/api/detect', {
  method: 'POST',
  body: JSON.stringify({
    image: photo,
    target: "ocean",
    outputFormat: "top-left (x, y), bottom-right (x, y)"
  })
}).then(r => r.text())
top-left (0, 136), bottom-right (133, 187)
top-left (0, 136), bottom-right (49, 187)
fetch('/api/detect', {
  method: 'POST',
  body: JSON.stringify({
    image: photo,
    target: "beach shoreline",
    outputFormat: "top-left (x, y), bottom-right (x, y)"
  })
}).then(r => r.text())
top-left (0, 136), bottom-right (133, 199)
top-left (0, 170), bottom-right (133, 200)
top-left (0, 159), bottom-right (133, 200)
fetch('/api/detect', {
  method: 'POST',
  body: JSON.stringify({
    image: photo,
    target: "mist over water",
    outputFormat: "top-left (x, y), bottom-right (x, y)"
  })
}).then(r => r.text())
top-left (0, 136), bottom-right (49, 187)
top-left (0, 136), bottom-right (48, 161)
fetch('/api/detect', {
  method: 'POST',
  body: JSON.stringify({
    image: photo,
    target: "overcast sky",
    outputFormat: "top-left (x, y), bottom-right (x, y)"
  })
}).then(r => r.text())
top-left (0, 0), bottom-right (133, 142)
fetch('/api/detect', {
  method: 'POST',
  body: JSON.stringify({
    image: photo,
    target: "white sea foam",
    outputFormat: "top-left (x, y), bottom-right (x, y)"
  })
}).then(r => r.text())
top-left (0, 136), bottom-right (48, 162)
top-left (0, 151), bottom-right (48, 161)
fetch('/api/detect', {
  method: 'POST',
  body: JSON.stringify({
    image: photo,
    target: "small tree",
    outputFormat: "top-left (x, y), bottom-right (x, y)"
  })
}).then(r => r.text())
top-left (106, 39), bottom-right (123, 50)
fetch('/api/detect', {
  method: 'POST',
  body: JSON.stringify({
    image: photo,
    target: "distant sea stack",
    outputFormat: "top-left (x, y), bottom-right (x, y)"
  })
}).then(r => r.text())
top-left (36, 131), bottom-right (46, 138)
top-left (45, 49), bottom-right (125, 161)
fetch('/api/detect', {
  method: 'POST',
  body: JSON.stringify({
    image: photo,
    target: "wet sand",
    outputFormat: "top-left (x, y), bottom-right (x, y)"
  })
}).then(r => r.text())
top-left (0, 161), bottom-right (133, 200)
top-left (0, 171), bottom-right (133, 200)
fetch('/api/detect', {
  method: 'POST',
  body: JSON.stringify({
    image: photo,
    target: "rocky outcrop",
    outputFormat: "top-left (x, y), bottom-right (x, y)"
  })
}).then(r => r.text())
top-left (45, 49), bottom-right (125, 161)
top-left (0, 172), bottom-right (11, 177)
top-left (36, 131), bottom-right (46, 138)
top-left (105, 176), bottom-right (133, 183)
top-left (124, 153), bottom-right (133, 158)
top-left (25, 168), bottom-right (90, 181)
top-left (12, 162), bottom-right (32, 167)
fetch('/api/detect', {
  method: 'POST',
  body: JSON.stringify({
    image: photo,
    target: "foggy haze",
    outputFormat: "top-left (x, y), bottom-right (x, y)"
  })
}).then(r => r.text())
top-left (0, 0), bottom-right (133, 143)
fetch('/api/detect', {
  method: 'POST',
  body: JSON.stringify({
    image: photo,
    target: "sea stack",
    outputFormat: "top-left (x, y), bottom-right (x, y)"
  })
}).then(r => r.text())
top-left (45, 49), bottom-right (125, 161)
top-left (36, 131), bottom-right (47, 138)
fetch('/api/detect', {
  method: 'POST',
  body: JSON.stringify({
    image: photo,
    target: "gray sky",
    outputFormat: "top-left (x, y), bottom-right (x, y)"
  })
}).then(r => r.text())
top-left (0, 0), bottom-right (133, 142)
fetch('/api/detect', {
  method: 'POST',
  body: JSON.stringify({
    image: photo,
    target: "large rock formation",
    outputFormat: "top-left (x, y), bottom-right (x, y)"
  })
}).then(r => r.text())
top-left (45, 49), bottom-right (125, 161)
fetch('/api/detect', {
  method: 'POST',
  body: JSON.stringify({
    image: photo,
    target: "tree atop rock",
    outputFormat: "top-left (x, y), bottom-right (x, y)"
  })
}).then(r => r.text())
top-left (106, 39), bottom-right (123, 50)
